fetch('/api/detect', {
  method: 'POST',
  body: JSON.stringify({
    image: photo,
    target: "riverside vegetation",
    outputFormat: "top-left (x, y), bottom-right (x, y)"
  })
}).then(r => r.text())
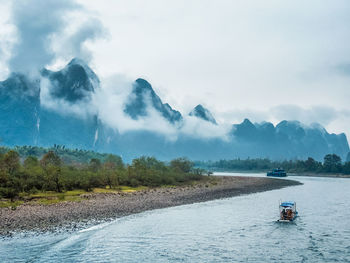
top-left (0, 146), bottom-right (302, 234)
top-left (196, 154), bottom-right (350, 175)
top-left (0, 146), bottom-right (203, 207)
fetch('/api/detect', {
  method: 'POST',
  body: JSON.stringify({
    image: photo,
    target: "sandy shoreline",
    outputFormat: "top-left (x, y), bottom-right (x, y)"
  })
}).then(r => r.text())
top-left (0, 176), bottom-right (301, 236)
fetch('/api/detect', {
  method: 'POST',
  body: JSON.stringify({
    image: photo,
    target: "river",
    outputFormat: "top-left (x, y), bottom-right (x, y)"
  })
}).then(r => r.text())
top-left (1, 173), bottom-right (350, 262)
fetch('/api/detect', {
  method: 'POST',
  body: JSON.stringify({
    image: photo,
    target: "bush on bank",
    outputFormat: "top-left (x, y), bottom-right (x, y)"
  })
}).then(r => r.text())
top-left (0, 149), bottom-right (203, 200)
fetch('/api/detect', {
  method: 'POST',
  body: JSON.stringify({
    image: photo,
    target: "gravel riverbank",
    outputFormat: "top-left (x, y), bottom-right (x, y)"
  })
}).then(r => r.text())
top-left (0, 176), bottom-right (301, 236)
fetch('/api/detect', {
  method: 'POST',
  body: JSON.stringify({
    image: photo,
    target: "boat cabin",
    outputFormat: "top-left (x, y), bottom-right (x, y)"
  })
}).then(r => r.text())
top-left (267, 168), bottom-right (287, 177)
top-left (278, 201), bottom-right (298, 222)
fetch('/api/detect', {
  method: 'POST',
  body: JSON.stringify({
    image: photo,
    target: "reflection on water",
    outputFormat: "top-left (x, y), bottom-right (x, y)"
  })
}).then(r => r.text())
top-left (1, 174), bottom-right (350, 262)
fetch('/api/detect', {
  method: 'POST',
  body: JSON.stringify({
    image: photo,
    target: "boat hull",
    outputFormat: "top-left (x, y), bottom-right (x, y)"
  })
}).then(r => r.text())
top-left (267, 168), bottom-right (287, 177)
top-left (267, 173), bottom-right (287, 177)
top-left (277, 219), bottom-right (294, 223)
top-left (277, 212), bottom-right (298, 222)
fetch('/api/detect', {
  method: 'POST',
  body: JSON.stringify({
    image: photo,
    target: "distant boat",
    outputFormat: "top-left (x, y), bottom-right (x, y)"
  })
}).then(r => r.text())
top-left (278, 201), bottom-right (298, 222)
top-left (267, 168), bottom-right (287, 177)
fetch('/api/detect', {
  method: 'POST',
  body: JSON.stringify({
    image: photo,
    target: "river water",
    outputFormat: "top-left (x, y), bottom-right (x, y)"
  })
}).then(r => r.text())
top-left (1, 173), bottom-right (350, 262)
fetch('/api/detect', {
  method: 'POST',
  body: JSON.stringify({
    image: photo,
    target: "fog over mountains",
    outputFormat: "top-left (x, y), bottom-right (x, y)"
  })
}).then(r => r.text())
top-left (0, 58), bottom-right (349, 162)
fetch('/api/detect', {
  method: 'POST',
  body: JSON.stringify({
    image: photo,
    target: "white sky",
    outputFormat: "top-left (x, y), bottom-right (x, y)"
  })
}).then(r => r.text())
top-left (1, 0), bottom-right (350, 138)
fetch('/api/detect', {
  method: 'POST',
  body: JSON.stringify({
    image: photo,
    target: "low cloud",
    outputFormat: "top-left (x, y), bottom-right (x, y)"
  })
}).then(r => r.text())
top-left (335, 63), bottom-right (350, 76)
top-left (90, 74), bottom-right (231, 141)
top-left (40, 77), bottom-right (98, 119)
top-left (6, 0), bottom-right (106, 75)
top-left (8, 0), bottom-right (79, 74)
top-left (2, 0), bottom-right (349, 142)
top-left (92, 75), bottom-right (178, 141)
top-left (217, 105), bottom-right (350, 138)
top-left (0, 0), bottom-right (15, 79)
top-left (271, 105), bottom-right (350, 137)
top-left (53, 18), bottom-right (108, 64)
top-left (179, 116), bottom-right (231, 141)
top-left (271, 105), bottom-right (338, 127)
top-left (40, 68), bottom-right (349, 141)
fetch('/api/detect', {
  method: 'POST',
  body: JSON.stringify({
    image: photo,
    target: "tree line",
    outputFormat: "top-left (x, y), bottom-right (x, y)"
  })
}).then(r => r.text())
top-left (0, 145), bottom-right (112, 165)
top-left (196, 154), bottom-right (350, 174)
top-left (0, 149), bottom-right (203, 200)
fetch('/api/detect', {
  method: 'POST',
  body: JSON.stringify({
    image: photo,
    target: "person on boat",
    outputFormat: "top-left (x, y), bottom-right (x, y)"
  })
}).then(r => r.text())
top-left (281, 209), bottom-right (287, 220)
top-left (287, 209), bottom-right (292, 220)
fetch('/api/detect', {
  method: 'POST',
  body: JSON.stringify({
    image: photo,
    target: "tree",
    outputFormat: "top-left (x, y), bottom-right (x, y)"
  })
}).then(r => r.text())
top-left (24, 156), bottom-right (39, 169)
top-left (41, 151), bottom-right (62, 167)
top-left (343, 162), bottom-right (350, 175)
top-left (104, 154), bottom-right (123, 170)
top-left (323, 154), bottom-right (342, 173)
top-left (304, 157), bottom-right (317, 171)
top-left (89, 158), bottom-right (102, 173)
top-left (0, 151), bottom-right (21, 200)
top-left (0, 187), bottom-right (20, 201)
top-left (102, 155), bottom-right (123, 189)
top-left (3, 150), bottom-right (20, 176)
top-left (170, 157), bottom-right (194, 173)
top-left (41, 151), bottom-right (62, 192)
top-left (23, 156), bottom-right (44, 192)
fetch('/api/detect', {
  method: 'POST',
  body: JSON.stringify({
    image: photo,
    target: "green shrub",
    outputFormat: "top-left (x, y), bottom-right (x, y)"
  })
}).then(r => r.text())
top-left (0, 147), bottom-right (203, 196)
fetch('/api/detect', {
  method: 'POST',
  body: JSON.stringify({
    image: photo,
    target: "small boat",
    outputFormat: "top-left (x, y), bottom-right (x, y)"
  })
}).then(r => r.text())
top-left (267, 168), bottom-right (287, 177)
top-left (278, 201), bottom-right (298, 222)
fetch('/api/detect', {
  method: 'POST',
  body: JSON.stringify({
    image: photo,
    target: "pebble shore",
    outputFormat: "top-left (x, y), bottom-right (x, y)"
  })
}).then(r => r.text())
top-left (0, 176), bottom-right (301, 236)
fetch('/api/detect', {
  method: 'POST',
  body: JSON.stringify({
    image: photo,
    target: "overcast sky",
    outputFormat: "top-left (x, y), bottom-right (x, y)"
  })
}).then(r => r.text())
top-left (1, 0), bottom-right (350, 138)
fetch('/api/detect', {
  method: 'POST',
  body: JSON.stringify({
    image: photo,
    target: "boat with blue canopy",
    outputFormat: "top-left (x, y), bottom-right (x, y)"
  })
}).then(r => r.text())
top-left (278, 201), bottom-right (298, 222)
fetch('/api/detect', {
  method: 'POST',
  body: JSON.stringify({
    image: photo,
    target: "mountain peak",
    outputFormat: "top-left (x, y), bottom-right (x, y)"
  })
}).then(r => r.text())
top-left (276, 120), bottom-right (302, 128)
top-left (189, 104), bottom-right (217, 124)
top-left (232, 118), bottom-right (258, 139)
top-left (124, 78), bottom-right (182, 123)
top-left (41, 58), bottom-right (99, 102)
top-left (0, 72), bottom-right (40, 98)
top-left (236, 118), bottom-right (256, 130)
top-left (257, 121), bottom-right (275, 128)
top-left (68, 57), bottom-right (88, 66)
top-left (135, 78), bottom-right (152, 88)
top-left (242, 118), bottom-right (253, 125)
top-left (132, 78), bottom-right (156, 97)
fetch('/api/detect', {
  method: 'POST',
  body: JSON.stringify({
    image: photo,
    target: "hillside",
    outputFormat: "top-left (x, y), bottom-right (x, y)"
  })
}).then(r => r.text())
top-left (0, 58), bottom-right (349, 161)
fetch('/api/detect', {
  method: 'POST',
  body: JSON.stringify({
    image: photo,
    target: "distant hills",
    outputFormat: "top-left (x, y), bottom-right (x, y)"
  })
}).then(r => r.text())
top-left (0, 58), bottom-right (349, 162)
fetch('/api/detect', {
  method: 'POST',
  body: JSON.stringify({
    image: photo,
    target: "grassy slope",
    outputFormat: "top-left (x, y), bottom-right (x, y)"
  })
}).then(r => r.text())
top-left (0, 177), bottom-right (219, 209)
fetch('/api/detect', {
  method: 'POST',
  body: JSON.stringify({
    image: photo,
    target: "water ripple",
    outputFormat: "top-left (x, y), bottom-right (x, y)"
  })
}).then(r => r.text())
top-left (1, 175), bottom-right (350, 262)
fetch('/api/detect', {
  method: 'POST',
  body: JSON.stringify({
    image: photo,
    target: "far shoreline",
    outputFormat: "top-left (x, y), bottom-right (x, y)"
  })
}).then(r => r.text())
top-left (0, 176), bottom-right (301, 236)
top-left (212, 171), bottom-right (350, 178)
top-left (288, 172), bottom-right (350, 179)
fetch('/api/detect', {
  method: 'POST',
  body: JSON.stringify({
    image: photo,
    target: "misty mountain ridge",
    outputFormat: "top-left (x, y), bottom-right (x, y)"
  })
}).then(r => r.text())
top-left (124, 78), bottom-right (182, 124)
top-left (189, 104), bottom-right (217, 124)
top-left (41, 58), bottom-right (99, 103)
top-left (0, 58), bottom-right (349, 162)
